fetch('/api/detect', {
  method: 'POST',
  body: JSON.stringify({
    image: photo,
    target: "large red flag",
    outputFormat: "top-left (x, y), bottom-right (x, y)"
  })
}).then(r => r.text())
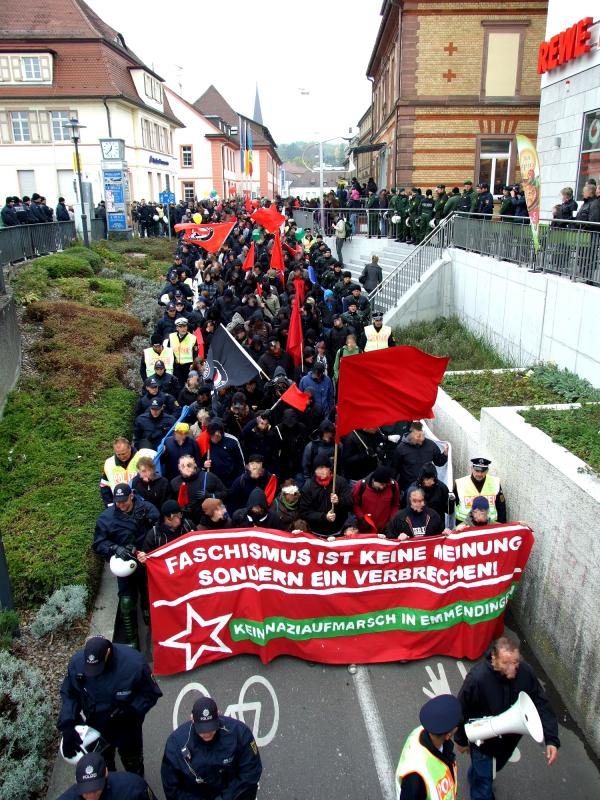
top-left (280, 383), bottom-right (310, 412)
top-left (293, 275), bottom-right (306, 305)
top-left (335, 346), bottom-right (449, 442)
top-left (194, 326), bottom-right (204, 359)
top-left (270, 230), bottom-right (285, 275)
top-left (244, 196), bottom-right (252, 214)
top-left (251, 204), bottom-right (286, 233)
top-left (242, 241), bottom-right (255, 272)
top-left (174, 222), bottom-right (235, 253)
top-left (286, 297), bottom-right (303, 367)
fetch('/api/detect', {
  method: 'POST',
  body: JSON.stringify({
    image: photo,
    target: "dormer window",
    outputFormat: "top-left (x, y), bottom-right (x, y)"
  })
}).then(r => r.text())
top-left (0, 53), bottom-right (53, 84)
top-left (143, 73), bottom-right (162, 103)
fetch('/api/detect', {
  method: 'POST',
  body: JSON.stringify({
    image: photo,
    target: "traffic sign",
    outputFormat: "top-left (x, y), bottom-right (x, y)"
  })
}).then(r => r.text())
top-left (159, 191), bottom-right (176, 204)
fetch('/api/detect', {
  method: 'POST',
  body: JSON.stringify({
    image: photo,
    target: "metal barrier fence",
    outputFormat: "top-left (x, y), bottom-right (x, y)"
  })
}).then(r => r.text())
top-left (293, 207), bottom-right (392, 238)
top-left (0, 221), bottom-right (76, 273)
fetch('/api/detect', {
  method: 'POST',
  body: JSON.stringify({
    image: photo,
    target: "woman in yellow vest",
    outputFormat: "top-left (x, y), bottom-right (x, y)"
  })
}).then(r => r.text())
top-left (396, 694), bottom-right (462, 800)
top-left (167, 318), bottom-right (198, 385)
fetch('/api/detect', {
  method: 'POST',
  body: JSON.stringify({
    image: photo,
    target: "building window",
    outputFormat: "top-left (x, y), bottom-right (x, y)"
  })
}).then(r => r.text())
top-left (478, 138), bottom-right (513, 195)
top-left (180, 145), bottom-right (193, 167)
top-left (165, 174), bottom-right (170, 191)
top-left (143, 73), bottom-right (163, 103)
top-left (50, 110), bottom-right (72, 141)
top-left (182, 182), bottom-right (195, 202)
top-left (18, 169), bottom-right (35, 197)
top-left (0, 54), bottom-right (52, 84)
top-left (22, 56), bottom-right (41, 81)
top-left (482, 26), bottom-right (525, 98)
top-left (148, 171), bottom-right (154, 199)
top-left (11, 111), bottom-right (30, 142)
top-left (576, 109), bottom-right (600, 199)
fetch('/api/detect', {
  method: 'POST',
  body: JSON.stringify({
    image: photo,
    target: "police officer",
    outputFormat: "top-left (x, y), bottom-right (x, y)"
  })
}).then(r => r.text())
top-left (387, 187), bottom-right (400, 239)
top-left (395, 187), bottom-right (409, 242)
top-left (57, 752), bottom-right (158, 799)
top-left (406, 188), bottom-right (422, 245)
top-left (133, 396), bottom-right (177, 451)
top-left (58, 636), bottom-right (162, 776)
top-left (499, 185), bottom-right (514, 219)
top-left (433, 185), bottom-right (448, 225)
top-left (363, 312), bottom-right (395, 351)
top-left (99, 437), bottom-right (156, 507)
top-left (458, 180), bottom-right (477, 213)
top-left (167, 317), bottom-right (198, 385)
top-left (140, 332), bottom-right (174, 380)
top-left (417, 190), bottom-right (435, 243)
top-left (475, 182), bottom-right (494, 218)
top-left (93, 483), bottom-right (159, 646)
top-left (396, 694), bottom-right (462, 800)
top-left (161, 695), bottom-right (262, 800)
top-left (453, 457), bottom-right (506, 525)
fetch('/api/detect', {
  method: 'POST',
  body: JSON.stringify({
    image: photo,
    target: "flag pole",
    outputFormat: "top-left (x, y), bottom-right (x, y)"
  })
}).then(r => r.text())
top-left (331, 442), bottom-right (339, 513)
top-left (219, 323), bottom-right (271, 381)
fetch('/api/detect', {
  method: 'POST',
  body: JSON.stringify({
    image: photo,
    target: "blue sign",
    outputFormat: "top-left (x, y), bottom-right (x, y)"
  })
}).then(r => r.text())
top-left (159, 191), bottom-right (176, 204)
top-left (150, 155), bottom-right (170, 166)
top-left (107, 213), bottom-right (127, 231)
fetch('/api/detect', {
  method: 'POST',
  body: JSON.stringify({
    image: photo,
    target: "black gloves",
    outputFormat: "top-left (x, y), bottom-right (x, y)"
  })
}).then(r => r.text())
top-left (61, 726), bottom-right (82, 758)
top-left (114, 544), bottom-right (136, 560)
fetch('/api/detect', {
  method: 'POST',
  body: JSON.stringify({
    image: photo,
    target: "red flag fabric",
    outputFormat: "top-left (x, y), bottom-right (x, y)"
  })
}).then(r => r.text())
top-left (245, 196), bottom-right (252, 214)
top-left (293, 275), bottom-right (306, 306)
top-left (264, 474), bottom-right (278, 506)
top-left (174, 222), bottom-right (235, 253)
top-left (196, 429), bottom-right (210, 457)
top-left (255, 282), bottom-right (263, 297)
top-left (146, 524), bottom-right (534, 674)
top-left (251, 205), bottom-right (286, 233)
top-left (242, 241), bottom-right (255, 272)
top-left (286, 296), bottom-right (303, 367)
top-left (336, 346), bottom-right (449, 442)
top-left (194, 326), bottom-right (204, 359)
top-left (280, 383), bottom-right (310, 412)
top-left (283, 240), bottom-right (301, 257)
top-left (270, 230), bottom-right (285, 274)
top-left (177, 482), bottom-right (189, 508)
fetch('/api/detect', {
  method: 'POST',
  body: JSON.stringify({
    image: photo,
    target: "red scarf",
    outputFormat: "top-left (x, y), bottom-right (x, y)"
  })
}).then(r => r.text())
top-left (315, 475), bottom-right (332, 487)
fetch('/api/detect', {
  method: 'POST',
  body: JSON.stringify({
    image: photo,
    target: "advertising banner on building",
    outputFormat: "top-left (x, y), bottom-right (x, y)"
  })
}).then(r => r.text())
top-left (146, 525), bottom-right (534, 676)
top-left (516, 135), bottom-right (542, 252)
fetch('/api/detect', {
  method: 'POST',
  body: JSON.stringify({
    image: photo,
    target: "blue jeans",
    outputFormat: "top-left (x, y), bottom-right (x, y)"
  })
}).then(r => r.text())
top-left (468, 746), bottom-right (494, 800)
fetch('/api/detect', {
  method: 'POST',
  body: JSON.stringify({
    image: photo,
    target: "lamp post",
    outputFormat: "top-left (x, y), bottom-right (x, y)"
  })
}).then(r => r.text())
top-left (66, 117), bottom-right (89, 247)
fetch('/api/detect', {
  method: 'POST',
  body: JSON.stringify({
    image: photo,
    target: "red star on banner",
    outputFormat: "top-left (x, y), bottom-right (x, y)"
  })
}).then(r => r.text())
top-left (159, 604), bottom-right (232, 670)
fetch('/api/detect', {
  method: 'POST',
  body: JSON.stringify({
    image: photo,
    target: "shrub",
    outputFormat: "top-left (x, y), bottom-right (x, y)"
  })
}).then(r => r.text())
top-left (0, 651), bottom-right (52, 800)
top-left (0, 611), bottom-right (19, 651)
top-left (521, 404), bottom-right (600, 473)
top-left (11, 262), bottom-right (49, 304)
top-left (35, 253), bottom-right (93, 279)
top-left (54, 277), bottom-right (126, 309)
top-left (529, 363), bottom-right (600, 403)
top-left (67, 245), bottom-right (103, 273)
top-left (29, 585), bottom-right (88, 639)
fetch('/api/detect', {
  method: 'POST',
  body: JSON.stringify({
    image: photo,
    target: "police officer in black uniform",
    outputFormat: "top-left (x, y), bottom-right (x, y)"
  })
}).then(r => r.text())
top-left (57, 752), bottom-right (158, 799)
top-left (58, 636), bottom-right (162, 776)
top-left (161, 695), bottom-right (262, 800)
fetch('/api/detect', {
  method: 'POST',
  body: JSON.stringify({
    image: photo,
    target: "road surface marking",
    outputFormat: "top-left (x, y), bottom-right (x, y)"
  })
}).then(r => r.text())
top-left (353, 666), bottom-right (397, 800)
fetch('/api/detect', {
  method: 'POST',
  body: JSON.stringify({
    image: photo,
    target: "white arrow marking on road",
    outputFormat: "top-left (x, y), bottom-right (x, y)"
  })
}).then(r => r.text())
top-left (353, 666), bottom-right (396, 800)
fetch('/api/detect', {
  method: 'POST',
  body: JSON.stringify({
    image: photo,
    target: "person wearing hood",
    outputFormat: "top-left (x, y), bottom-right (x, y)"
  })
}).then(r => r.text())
top-left (241, 410), bottom-right (281, 473)
top-left (299, 362), bottom-right (335, 417)
top-left (342, 427), bottom-right (389, 481)
top-left (138, 500), bottom-right (194, 560)
top-left (275, 409), bottom-right (308, 482)
top-left (227, 454), bottom-right (275, 515)
top-left (392, 421), bottom-right (448, 490)
top-left (298, 458), bottom-right (353, 538)
top-left (302, 420), bottom-right (339, 481)
top-left (170, 454), bottom-right (227, 524)
top-left (196, 498), bottom-right (231, 531)
top-left (134, 376), bottom-right (177, 417)
top-left (231, 487), bottom-right (282, 529)
top-left (386, 487), bottom-right (445, 540)
top-left (203, 418), bottom-right (245, 486)
top-left (318, 289), bottom-right (339, 332)
top-left (160, 423), bottom-right (202, 481)
top-left (259, 336), bottom-right (294, 379)
top-left (272, 479), bottom-right (303, 530)
top-left (352, 466), bottom-right (400, 533)
top-left (405, 461), bottom-right (449, 519)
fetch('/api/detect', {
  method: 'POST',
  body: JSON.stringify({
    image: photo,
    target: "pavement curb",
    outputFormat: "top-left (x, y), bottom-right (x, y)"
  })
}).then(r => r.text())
top-left (45, 564), bottom-right (118, 799)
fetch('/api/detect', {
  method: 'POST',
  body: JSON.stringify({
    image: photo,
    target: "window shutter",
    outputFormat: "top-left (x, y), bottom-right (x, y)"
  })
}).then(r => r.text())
top-left (39, 111), bottom-right (51, 142)
top-left (10, 56), bottom-right (22, 82)
top-left (40, 55), bottom-right (51, 82)
top-left (0, 56), bottom-right (10, 82)
top-left (0, 111), bottom-right (11, 143)
top-left (28, 111), bottom-right (40, 143)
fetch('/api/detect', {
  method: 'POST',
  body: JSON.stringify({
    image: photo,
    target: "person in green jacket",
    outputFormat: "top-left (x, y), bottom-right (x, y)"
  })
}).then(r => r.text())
top-left (443, 187), bottom-right (461, 217)
top-left (406, 188), bottom-right (422, 245)
top-left (333, 333), bottom-right (362, 382)
top-left (433, 185), bottom-right (448, 225)
top-left (499, 185), bottom-right (514, 219)
top-left (366, 190), bottom-right (380, 238)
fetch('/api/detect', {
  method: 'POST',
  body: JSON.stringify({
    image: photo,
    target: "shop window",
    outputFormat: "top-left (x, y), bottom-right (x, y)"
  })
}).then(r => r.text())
top-left (576, 109), bottom-right (600, 199)
top-left (478, 138), bottom-right (512, 195)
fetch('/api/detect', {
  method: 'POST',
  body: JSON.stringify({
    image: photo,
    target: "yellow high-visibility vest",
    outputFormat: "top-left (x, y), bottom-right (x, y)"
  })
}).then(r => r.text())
top-left (143, 346), bottom-right (174, 374)
top-left (364, 324), bottom-right (391, 352)
top-left (168, 332), bottom-right (196, 365)
top-left (103, 448), bottom-right (155, 489)
top-left (455, 474), bottom-right (500, 523)
top-left (396, 727), bottom-right (457, 800)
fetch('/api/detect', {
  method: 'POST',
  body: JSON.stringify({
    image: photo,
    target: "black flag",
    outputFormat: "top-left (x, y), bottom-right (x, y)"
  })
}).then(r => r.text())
top-left (202, 324), bottom-right (261, 388)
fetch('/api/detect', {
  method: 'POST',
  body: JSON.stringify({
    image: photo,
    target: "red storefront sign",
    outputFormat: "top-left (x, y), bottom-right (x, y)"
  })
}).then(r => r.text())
top-left (538, 17), bottom-right (595, 75)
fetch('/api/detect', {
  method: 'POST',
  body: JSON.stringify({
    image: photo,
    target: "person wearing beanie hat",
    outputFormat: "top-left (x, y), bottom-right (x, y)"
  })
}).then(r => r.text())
top-left (204, 418), bottom-right (245, 486)
top-left (386, 486), bottom-right (446, 540)
top-left (395, 694), bottom-right (461, 800)
top-left (196, 497), bottom-right (230, 530)
top-left (453, 457), bottom-right (506, 525)
top-left (137, 499), bottom-right (194, 560)
top-left (404, 461), bottom-right (449, 520)
top-left (352, 465), bottom-right (400, 533)
top-left (231, 486), bottom-right (283, 529)
top-left (140, 331), bottom-right (174, 381)
top-left (455, 494), bottom-right (491, 530)
top-left (298, 459), bottom-right (353, 538)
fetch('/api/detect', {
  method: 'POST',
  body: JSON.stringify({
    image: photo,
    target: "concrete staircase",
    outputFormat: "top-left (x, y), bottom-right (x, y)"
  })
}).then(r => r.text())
top-left (324, 236), bottom-right (415, 284)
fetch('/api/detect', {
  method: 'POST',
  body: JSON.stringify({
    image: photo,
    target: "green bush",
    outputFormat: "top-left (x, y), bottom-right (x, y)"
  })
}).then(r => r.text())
top-left (443, 371), bottom-right (564, 419)
top-left (30, 584), bottom-right (88, 639)
top-left (0, 651), bottom-right (52, 800)
top-left (67, 245), bottom-right (103, 273)
top-left (0, 611), bottom-right (19, 651)
top-left (35, 253), bottom-right (93, 279)
top-left (521, 404), bottom-right (600, 473)
top-left (11, 262), bottom-right (49, 304)
top-left (54, 276), bottom-right (126, 309)
top-left (529, 363), bottom-right (600, 403)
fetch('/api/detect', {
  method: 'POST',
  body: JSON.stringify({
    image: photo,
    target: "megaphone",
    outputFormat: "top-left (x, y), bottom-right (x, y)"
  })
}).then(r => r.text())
top-left (465, 692), bottom-right (544, 747)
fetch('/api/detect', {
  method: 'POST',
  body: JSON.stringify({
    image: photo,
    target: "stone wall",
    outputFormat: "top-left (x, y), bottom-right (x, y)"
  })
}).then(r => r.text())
top-left (0, 295), bottom-right (21, 417)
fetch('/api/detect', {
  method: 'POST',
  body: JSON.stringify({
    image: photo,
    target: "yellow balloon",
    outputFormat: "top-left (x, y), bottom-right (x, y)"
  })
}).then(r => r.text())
top-left (192, 212), bottom-right (202, 224)
top-left (203, 191), bottom-right (209, 198)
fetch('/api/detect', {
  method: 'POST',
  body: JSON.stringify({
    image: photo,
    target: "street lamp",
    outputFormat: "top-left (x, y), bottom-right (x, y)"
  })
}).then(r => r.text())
top-left (65, 117), bottom-right (89, 247)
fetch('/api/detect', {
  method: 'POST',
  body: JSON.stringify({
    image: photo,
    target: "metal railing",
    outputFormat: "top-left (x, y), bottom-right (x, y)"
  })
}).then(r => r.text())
top-left (293, 207), bottom-right (398, 238)
top-left (0, 221), bottom-right (77, 272)
top-left (368, 216), bottom-right (453, 313)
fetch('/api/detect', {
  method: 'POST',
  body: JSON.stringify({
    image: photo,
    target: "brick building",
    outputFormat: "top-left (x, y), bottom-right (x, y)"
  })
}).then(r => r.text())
top-left (366, 0), bottom-right (548, 193)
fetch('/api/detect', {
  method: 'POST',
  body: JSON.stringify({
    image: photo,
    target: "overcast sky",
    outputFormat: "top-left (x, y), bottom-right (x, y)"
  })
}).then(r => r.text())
top-left (86, 0), bottom-right (381, 144)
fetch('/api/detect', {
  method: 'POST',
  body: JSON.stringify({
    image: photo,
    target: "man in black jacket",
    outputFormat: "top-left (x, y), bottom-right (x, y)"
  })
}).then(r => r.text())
top-left (56, 196), bottom-right (71, 221)
top-left (298, 458), bottom-right (352, 537)
top-left (1, 197), bottom-right (19, 226)
top-left (133, 397), bottom-right (177, 450)
top-left (455, 636), bottom-right (559, 800)
top-left (475, 183), bottom-right (494, 218)
top-left (404, 461), bottom-right (449, 519)
top-left (392, 422), bottom-right (448, 490)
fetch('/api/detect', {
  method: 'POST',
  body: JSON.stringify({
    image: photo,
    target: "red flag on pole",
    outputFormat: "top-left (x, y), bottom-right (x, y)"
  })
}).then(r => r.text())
top-left (251, 205), bottom-right (286, 233)
top-left (280, 383), bottom-right (310, 412)
top-left (286, 297), bottom-right (303, 367)
top-left (174, 222), bottom-right (235, 253)
top-left (245, 196), bottom-right (252, 214)
top-left (270, 230), bottom-right (285, 275)
top-left (194, 326), bottom-right (205, 359)
top-left (335, 346), bottom-right (449, 442)
top-left (242, 241), bottom-right (255, 272)
top-left (264, 474), bottom-right (278, 506)
top-left (293, 275), bottom-right (306, 306)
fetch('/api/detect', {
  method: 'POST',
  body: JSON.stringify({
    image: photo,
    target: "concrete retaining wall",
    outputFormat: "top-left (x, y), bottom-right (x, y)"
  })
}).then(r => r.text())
top-left (428, 389), bottom-right (600, 756)
top-left (385, 257), bottom-right (452, 327)
top-left (0, 295), bottom-right (21, 416)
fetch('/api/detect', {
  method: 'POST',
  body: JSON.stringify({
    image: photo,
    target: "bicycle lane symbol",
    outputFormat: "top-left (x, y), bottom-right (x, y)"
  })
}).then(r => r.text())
top-left (172, 675), bottom-right (280, 747)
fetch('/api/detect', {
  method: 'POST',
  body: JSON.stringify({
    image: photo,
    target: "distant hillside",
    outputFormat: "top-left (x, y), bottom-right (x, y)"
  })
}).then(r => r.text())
top-left (278, 141), bottom-right (347, 166)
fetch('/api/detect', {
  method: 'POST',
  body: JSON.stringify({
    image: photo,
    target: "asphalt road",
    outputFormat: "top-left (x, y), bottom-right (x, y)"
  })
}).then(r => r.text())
top-left (137, 620), bottom-right (600, 800)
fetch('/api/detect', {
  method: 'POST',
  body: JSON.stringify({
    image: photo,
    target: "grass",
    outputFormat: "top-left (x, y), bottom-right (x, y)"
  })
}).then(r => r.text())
top-left (54, 276), bottom-right (127, 308)
top-left (91, 238), bottom-right (174, 280)
top-left (394, 316), bottom-right (511, 370)
top-left (442, 371), bottom-right (565, 419)
top-left (521, 404), bottom-right (600, 473)
top-left (0, 384), bottom-right (136, 608)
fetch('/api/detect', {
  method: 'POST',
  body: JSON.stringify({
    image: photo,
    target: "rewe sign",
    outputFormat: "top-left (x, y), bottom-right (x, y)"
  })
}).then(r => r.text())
top-left (537, 17), bottom-right (595, 74)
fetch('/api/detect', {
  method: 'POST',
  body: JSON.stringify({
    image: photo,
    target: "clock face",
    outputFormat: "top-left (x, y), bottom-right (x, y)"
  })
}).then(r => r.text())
top-left (101, 140), bottom-right (121, 159)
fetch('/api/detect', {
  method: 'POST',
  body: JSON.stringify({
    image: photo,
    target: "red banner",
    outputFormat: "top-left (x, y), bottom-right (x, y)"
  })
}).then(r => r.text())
top-left (146, 524), bottom-right (533, 676)
top-left (174, 222), bottom-right (235, 253)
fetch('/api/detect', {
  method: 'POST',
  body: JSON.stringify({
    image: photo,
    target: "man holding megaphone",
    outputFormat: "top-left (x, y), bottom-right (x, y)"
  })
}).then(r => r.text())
top-left (454, 636), bottom-right (560, 800)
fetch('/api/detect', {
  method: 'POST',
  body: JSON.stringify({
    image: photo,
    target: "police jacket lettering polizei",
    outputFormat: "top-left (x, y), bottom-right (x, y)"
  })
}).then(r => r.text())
top-left (58, 645), bottom-right (162, 746)
top-left (57, 770), bottom-right (155, 800)
top-left (161, 716), bottom-right (262, 800)
top-left (93, 496), bottom-right (160, 557)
